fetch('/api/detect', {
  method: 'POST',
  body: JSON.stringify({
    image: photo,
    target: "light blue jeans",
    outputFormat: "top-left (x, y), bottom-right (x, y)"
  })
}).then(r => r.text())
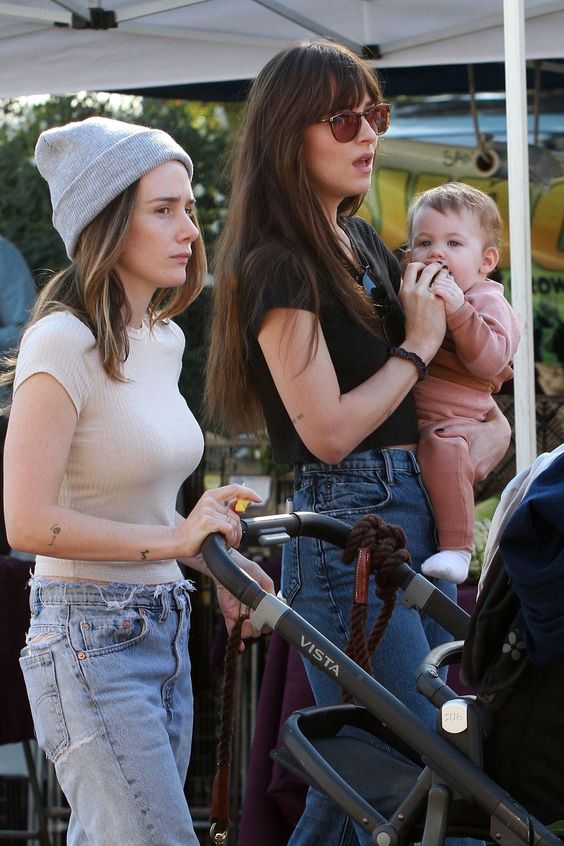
top-left (19, 578), bottom-right (198, 846)
top-left (282, 449), bottom-right (459, 846)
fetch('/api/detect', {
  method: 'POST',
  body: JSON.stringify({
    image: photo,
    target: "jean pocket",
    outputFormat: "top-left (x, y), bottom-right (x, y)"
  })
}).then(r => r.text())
top-left (313, 469), bottom-right (391, 517)
top-left (70, 607), bottom-right (149, 656)
top-left (19, 648), bottom-right (70, 762)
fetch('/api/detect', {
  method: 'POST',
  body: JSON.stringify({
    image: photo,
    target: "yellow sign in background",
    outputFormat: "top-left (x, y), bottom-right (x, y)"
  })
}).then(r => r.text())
top-left (363, 139), bottom-right (564, 393)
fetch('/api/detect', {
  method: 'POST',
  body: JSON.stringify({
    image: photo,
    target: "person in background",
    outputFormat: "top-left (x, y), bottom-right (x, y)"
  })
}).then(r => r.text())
top-left (2, 116), bottom-right (273, 846)
top-left (205, 41), bottom-right (509, 845)
top-left (0, 235), bottom-right (37, 554)
top-left (407, 182), bottom-right (521, 584)
top-left (0, 234), bottom-right (36, 367)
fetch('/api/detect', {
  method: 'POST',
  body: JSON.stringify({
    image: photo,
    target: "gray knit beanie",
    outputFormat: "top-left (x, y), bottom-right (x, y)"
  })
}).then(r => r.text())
top-left (35, 116), bottom-right (194, 259)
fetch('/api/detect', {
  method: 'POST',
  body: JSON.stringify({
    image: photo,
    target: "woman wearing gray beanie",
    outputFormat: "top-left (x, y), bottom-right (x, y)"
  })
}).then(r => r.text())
top-left (2, 116), bottom-right (273, 846)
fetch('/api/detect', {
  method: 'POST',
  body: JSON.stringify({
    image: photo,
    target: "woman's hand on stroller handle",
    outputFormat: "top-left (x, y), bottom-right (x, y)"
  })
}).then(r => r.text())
top-left (176, 483), bottom-right (263, 560)
top-left (218, 547), bottom-right (275, 645)
top-left (201, 533), bottom-right (275, 647)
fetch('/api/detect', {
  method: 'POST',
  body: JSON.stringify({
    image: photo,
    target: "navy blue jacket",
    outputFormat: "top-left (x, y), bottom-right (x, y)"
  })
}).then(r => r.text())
top-left (499, 451), bottom-right (564, 666)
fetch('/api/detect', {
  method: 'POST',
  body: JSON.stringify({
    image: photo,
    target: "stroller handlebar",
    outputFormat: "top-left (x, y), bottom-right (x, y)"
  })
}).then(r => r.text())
top-left (200, 532), bottom-right (268, 610)
top-left (241, 510), bottom-right (350, 547)
top-left (200, 512), bottom-right (351, 613)
top-left (241, 511), bottom-right (469, 640)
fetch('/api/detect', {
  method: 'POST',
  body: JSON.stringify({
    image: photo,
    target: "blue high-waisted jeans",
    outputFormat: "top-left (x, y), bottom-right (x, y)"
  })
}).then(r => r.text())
top-left (19, 578), bottom-right (198, 846)
top-left (282, 448), bottom-right (458, 846)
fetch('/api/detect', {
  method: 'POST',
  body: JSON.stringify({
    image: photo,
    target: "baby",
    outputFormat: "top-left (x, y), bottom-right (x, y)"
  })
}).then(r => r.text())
top-left (407, 182), bottom-right (521, 583)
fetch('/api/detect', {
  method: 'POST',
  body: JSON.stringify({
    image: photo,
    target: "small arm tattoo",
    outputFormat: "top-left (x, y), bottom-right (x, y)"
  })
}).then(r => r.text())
top-left (291, 412), bottom-right (304, 425)
top-left (48, 524), bottom-right (61, 546)
top-left (140, 550), bottom-right (149, 561)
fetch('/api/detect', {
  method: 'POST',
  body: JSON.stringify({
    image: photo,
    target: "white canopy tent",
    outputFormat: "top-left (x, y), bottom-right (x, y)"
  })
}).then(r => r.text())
top-left (1, 1), bottom-right (563, 98)
top-left (2, 0), bottom-right (564, 469)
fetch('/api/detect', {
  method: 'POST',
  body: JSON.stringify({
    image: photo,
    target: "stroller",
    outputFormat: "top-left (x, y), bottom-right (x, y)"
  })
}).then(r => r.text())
top-left (203, 451), bottom-right (564, 846)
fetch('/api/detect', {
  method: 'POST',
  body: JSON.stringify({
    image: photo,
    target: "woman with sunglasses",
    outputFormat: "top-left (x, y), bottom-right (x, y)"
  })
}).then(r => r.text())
top-left (206, 41), bottom-right (508, 845)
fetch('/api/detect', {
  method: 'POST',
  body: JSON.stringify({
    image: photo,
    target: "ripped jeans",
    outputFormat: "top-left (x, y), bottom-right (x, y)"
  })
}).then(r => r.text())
top-left (19, 578), bottom-right (198, 846)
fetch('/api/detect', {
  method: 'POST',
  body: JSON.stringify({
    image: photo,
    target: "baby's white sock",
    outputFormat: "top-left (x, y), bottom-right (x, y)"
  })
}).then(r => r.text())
top-left (420, 549), bottom-right (472, 584)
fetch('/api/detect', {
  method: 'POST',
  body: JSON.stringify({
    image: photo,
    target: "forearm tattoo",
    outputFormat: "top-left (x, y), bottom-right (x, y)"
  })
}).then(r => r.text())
top-left (140, 549), bottom-right (149, 561)
top-left (48, 524), bottom-right (61, 546)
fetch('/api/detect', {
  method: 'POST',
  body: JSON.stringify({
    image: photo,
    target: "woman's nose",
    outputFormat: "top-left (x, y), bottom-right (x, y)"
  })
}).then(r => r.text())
top-left (179, 215), bottom-right (199, 244)
top-left (359, 114), bottom-right (378, 141)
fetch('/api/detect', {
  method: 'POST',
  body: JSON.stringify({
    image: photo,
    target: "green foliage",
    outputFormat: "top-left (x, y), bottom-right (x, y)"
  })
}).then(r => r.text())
top-left (468, 517), bottom-right (492, 583)
top-left (548, 820), bottom-right (564, 836)
top-left (467, 493), bottom-right (503, 583)
top-left (474, 494), bottom-right (501, 522)
top-left (534, 300), bottom-right (564, 365)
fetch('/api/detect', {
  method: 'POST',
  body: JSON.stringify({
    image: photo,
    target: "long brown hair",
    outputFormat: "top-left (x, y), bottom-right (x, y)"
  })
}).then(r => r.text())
top-left (1, 178), bottom-right (206, 405)
top-left (205, 40), bottom-right (384, 437)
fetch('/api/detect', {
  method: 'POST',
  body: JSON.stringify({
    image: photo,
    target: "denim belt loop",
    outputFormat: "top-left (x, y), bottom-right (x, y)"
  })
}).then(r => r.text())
top-left (407, 449), bottom-right (421, 475)
top-left (30, 582), bottom-right (42, 617)
top-left (172, 583), bottom-right (187, 612)
top-left (158, 588), bottom-right (171, 623)
top-left (381, 448), bottom-right (395, 485)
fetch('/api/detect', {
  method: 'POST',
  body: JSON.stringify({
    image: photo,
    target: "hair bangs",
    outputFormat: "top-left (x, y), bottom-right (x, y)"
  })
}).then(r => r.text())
top-left (298, 42), bottom-right (383, 121)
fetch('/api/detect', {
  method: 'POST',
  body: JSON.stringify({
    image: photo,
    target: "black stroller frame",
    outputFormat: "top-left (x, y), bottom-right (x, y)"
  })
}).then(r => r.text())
top-left (202, 511), bottom-right (560, 846)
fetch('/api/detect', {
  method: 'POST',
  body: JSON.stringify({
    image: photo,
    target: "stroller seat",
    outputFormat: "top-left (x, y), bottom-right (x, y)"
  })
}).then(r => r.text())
top-left (272, 703), bottom-right (423, 823)
top-left (272, 702), bottom-right (498, 843)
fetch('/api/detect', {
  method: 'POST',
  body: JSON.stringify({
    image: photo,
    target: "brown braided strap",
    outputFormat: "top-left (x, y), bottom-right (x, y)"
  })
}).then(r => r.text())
top-left (209, 610), bottom-right (248, 844)
top-left (341, 514), bottom-right (411, 703)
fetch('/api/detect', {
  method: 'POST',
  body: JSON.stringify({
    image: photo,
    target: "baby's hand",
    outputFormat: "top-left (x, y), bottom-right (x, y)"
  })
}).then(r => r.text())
top-left (430, 267), bottom-right (465, 316)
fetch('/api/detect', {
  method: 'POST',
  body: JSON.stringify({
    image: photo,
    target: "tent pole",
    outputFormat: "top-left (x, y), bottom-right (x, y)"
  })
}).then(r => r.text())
top-left (503, 0), bottom-right (537, 470)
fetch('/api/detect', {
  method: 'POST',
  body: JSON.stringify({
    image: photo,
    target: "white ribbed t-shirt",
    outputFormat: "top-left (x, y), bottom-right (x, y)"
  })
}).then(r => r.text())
top-left (14, 310), bottom-right (204, 583)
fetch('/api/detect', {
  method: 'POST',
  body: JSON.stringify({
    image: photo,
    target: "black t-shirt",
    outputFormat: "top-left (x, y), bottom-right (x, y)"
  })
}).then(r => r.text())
top-left (246, 216), bottom-right (419, 463)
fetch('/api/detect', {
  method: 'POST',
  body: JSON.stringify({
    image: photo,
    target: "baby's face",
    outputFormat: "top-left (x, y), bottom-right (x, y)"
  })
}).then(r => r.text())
top-left (409, 206), bottom-right (490, 293)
